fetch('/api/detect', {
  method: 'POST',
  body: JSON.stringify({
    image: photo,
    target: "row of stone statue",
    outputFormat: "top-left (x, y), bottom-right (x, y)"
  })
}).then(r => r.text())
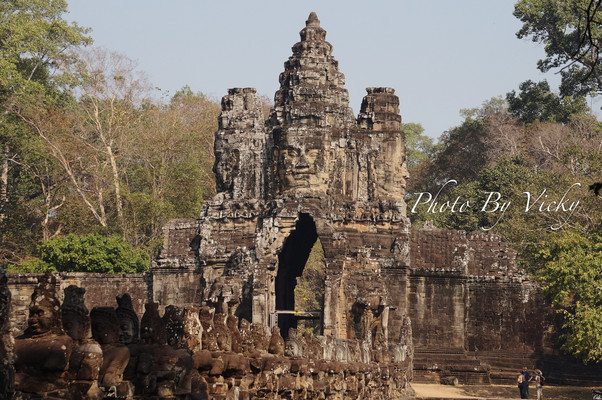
top-left (7, 273), bottom-right (412, 399)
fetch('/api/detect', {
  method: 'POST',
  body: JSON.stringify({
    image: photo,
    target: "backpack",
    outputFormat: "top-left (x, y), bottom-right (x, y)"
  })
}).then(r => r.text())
top-left (539, 375), bottom-right (545, 386)
top-left (518, 374), bottom-right (524, 384)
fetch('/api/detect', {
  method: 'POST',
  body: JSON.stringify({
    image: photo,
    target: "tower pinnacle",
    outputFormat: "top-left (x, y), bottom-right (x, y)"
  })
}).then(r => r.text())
top-left (306, 12), bottom-right (320, 27)
top-left (300, 11), bottom-right (326, 42)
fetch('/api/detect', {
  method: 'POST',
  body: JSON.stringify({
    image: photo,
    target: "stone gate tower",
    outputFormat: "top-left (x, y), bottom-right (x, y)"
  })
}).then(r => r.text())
top-left (155, 12), bottom-right (411, 344)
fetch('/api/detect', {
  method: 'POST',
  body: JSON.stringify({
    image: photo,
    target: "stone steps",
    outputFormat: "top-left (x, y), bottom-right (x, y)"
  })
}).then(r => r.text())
top-left (413, 350), bottom-right (491, 385)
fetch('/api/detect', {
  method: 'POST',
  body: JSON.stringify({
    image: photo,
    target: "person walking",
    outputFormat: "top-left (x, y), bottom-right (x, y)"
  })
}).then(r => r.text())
top-left (519, 367), bottom-right (532, 398)
top-left (534, 369), bottom-right (545, 400)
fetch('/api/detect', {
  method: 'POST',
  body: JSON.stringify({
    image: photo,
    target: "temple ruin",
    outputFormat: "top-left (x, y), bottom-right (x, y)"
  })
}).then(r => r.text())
top-left (155, 11), bottom-right (411, 345)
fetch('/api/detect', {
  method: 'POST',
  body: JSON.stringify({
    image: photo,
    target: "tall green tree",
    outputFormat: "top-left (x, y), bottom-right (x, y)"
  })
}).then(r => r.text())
top-left (535, 228), bottom-right (602, 363)
top-left (0, 0), bottom-right (91, 265)
top-left (411, 97), bottom-right (517, 193)
top-left (123, 87), bottom-right (220, 252)
top-left (514, 0), bottom-right (602, 96)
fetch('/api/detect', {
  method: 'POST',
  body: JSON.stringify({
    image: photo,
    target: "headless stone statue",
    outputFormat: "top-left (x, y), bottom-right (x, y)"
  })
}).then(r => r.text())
top-left (140, 301), bottom-right (167, 345)
top-left (198, 306), bottom-right (214, 332)
top-left (238, 318), bottom-right (254, 354)
top-left (199, 306), bottom-right (217, 351)
top-left (213, 313), bottom-right (231, 352)
top-left (250, 323), bottom-right (269, 354)
top-left (163, 305), bottom-right (184, 348)
top-left (268, 326), bottom-right (284, 355)
top-left (302, 330), bottom-right (321, 359)
top-left (14, 274), bottom-right (73, 397)
top-left (226, 314), bottom-right (242, 353)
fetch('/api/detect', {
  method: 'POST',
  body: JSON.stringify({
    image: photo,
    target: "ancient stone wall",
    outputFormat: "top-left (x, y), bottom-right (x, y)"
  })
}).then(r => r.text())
top-left (152, 268), bottom-right (204, 315)
top-left (8, 273), bottom-right (151, 335)
top-left (408, 226), bottom-right (528, 353)
top-left (410, 226), bottom-right (518, 277)
top-left (408, 273), bottom-right (467, 352)
top-left (466, 278), bottom-right (554, 354)
top-left (407, 226), bottom-right (565, 384)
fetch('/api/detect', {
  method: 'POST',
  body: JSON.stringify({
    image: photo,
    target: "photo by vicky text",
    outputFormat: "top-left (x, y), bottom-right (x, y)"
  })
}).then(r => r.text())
top-left (410, 180), bottom-right (582, 231)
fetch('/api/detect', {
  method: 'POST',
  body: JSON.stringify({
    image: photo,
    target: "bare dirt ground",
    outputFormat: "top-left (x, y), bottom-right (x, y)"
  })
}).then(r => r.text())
top-left (413, 383), bottom-right (594, 399)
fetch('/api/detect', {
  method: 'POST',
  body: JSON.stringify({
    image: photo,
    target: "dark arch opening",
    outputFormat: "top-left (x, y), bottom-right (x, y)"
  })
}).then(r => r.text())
top-left (275, 213), bottom-right (319, 337)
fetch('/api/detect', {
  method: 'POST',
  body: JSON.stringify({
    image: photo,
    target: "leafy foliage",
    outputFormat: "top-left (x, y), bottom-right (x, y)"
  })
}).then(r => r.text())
top-left (535, 229), bottom-right (602, 363)
top-left (402, 122), bottom-right (435, 168)
top-left (507, 80), bottom-right (588, 123)
top-left (295, 239), bottom-right (325, 334)
top-left (32, 233), bottom-right (150, 273)
top-left (0, 0), bottom-right (92, 265)
top-left (514, 0), bottom-right (602, 95)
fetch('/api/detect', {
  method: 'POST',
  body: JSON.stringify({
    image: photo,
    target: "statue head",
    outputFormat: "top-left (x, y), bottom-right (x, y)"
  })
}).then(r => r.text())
top-left (27, 274), bottom-right (62, 336)
top-left (90, 307), bottom-right (120, 345)
top-left (115, 294), bottom-right (139, 345)
top-left (273, 129), bottom-right (328, 195)
top-left (61, 285), bottom-right (91, 340)
top-left (239, 318), bottom-right (251, 332)
top-left (284, 328), bottom-right (302, 357)
top-left (140, 301), bottom-right (166, 345)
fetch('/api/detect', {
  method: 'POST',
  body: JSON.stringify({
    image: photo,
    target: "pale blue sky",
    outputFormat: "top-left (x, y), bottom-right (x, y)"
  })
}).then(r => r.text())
top-left (66, 0), bottom-right (566, 139)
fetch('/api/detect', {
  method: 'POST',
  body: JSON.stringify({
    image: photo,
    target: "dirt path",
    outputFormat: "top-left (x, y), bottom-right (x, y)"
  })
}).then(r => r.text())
top-left (412, 383), bottom-right (594, 400)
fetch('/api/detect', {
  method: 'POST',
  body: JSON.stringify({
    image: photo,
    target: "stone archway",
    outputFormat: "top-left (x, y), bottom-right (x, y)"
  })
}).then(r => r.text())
top-left (274, 213), bottom-right (320, 337)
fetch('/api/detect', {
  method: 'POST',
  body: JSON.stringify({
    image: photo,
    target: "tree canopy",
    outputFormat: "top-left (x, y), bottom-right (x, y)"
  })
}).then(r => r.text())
top-left (514, 0), bottom-right (602, 96)
top-left (507, 79), bottom-right (589, 123)
top-left (9, 233), bottom-right (150, 274)
top-left (0, 2), bottom-right (221, 268)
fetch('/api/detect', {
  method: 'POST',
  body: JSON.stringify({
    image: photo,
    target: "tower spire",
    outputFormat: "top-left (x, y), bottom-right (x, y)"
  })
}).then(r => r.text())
top-left (300, 11), bottom-right (326, 42)
top-left (270, 13), bottom-right (354, 128)
top-left (306, 12), bottom-right (319, 27)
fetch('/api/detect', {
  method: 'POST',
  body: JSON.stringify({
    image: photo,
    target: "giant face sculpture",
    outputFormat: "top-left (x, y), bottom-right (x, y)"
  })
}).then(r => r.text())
top-left (274, 130), bottom-right (328, 195)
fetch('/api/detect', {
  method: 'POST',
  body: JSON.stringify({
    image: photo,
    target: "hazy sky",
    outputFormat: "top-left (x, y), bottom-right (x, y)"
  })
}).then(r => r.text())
top-left (66, 0), bottom-right (565, 139)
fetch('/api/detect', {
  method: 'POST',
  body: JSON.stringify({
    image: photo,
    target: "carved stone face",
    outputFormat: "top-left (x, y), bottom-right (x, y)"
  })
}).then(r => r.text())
top-left (278, 145), bottom-right (319, 187)
top-left (28, 304), bottom-right (54, 335)
top-left (284, 338), bottom-right (301, 357)
top-left (118, 316), bottom-right (136, 344)
top-left (275, 136), bottom-right (326, 194)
